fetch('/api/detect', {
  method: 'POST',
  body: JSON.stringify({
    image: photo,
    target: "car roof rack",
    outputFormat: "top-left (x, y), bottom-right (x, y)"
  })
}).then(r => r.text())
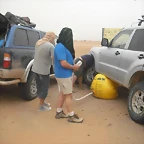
top-left (18, 24), bottom-right (34, 29)
top-left (130, 15), bottom-right (144, 27)
top-left (10, 23), bottom-right (34, 29)
top-left (138, 15), bottom-right (144, 26)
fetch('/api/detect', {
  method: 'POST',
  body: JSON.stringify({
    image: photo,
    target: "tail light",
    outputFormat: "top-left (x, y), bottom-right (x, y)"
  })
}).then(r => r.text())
top-left (3, 53), bottom-right (11, 69)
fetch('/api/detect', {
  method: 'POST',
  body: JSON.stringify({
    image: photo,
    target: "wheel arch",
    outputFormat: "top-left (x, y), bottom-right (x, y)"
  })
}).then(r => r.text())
top-left (129, 71), bottom-right (144, 89)
top-left (89, 47), bottom-right (102, 72)
top-left (20, 59), bottom-right (34, 83)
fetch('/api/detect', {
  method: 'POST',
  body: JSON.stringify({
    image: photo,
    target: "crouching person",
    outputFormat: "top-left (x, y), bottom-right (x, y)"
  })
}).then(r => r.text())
top-left (73, 54), bottom-right (94, 88)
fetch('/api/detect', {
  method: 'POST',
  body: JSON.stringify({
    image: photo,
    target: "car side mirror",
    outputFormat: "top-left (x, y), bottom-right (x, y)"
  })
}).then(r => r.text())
top-left (101, 38), bottom-right (109, 47)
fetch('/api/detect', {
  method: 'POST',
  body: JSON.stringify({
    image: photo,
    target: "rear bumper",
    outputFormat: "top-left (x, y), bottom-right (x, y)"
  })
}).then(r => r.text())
top-left (0, 68), bottom-right (24, 85)
top-left (0, 74), bottom-right (55, 86)
top-left (0, 79), bottom-right (20, 85)
top-left (0, 68), bottom-right (25, 78)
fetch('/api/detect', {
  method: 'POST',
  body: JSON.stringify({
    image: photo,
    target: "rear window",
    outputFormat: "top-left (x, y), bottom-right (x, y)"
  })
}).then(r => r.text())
top-left (27, 30), bottom-right (40, 47)
top-left (14, 29), bottom-right (28, 46)
top-left (40, 31), bottom-right (46, 38)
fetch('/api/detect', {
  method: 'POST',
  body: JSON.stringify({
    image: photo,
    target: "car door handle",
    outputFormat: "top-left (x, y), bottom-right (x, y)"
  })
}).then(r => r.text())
top-left (115, 51), bottom-right (120, 55)
top-left (138, 54), bottom-right (144, 59)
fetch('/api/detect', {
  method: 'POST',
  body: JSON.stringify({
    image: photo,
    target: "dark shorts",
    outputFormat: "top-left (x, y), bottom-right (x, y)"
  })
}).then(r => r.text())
top-left (74, 58), bottom-right (85, 78)
top-left (35, 73), bottom-right (49, 99)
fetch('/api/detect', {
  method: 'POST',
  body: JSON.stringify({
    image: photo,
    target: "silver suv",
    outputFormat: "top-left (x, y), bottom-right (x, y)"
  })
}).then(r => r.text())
top-left (85, 19), bottom-right (144, 124)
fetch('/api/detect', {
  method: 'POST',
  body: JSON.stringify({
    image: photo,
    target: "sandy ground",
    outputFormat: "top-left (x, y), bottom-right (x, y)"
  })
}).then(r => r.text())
top-left (0, 41), bottom-right (144, 144)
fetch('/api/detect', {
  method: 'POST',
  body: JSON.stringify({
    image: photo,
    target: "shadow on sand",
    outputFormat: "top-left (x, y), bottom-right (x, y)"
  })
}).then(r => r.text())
top-left (0, 77), bottom-right (57, 103)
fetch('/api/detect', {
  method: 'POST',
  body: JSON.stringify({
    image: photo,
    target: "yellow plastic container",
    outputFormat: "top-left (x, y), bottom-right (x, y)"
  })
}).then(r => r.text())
top-left (90, 74), bottom-right (118, 100)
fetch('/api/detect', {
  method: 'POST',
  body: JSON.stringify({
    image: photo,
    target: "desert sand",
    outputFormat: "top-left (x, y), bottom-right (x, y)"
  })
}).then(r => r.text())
top-left (0, 41), bottom-right (144, 144)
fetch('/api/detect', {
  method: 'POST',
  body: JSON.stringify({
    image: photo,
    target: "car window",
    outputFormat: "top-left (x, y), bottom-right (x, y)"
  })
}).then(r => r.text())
top-left (40, 31), bottom-right (46, 38)
top-left (0, 33), bottom-right (5, 40)
top-left (14, 29), bottom-right (28, 46)
top-left (128, 29), bottom-right (144, 51)
top-left (27, 30), bottom-right (40, 47)
top-left (110, 30), bottom-right (133, 49)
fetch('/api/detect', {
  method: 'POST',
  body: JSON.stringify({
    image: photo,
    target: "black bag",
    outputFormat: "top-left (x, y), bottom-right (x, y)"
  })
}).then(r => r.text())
top-left (5, 12), bottom-right (19, 25)
top-left (5, 12), bottom-right (36, 28)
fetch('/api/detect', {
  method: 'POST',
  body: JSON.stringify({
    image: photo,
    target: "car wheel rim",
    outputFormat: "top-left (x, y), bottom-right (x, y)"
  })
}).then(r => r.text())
top-left (30, 78), bottom-right (37, 96)
top-left (86, 67), bottom-right (95, 82)
top-left (132, 90), bottom-right (144, 114)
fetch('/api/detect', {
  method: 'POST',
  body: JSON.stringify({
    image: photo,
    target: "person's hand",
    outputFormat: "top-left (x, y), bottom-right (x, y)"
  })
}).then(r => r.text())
top-left (72, 64), bottom-right (80, 72)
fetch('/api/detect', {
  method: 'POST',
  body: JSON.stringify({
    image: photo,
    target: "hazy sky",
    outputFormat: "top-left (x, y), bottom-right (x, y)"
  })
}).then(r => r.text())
top-left (1, 0), bottom-right (144, 40)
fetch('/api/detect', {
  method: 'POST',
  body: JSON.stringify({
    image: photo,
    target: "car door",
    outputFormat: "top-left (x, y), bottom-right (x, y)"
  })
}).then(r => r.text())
top-left (98, 29), bottom-right (133, 82)
top-left (117, 29), bottom-right (144, 85)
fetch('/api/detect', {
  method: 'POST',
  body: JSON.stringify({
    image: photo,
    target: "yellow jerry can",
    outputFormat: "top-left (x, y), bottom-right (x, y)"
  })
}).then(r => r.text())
top-left (90, 74), bottom-right (119, 100)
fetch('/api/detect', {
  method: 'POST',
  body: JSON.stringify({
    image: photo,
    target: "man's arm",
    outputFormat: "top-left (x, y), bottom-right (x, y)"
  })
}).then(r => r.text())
top-left (60, 60), bottom-right (74, 69)
top-left (55, 46), bottom-right (80, 71)
top-left (50, 45), bottom-right (54, 60)
top-left (60, 60), bottom-right (80, 72)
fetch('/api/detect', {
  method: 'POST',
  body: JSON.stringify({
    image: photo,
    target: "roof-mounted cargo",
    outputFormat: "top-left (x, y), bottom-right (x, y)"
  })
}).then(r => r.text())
top-left (4, 12), bottom-right (36, 28)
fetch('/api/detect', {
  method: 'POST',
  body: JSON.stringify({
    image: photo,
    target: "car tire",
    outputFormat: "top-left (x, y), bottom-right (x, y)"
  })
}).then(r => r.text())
top-left (19, 71), bottom-right (37, 101)
top-left (128, 81), bottom-right (144, 124)
top-left (83, 65), bottom-right (97, 87)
